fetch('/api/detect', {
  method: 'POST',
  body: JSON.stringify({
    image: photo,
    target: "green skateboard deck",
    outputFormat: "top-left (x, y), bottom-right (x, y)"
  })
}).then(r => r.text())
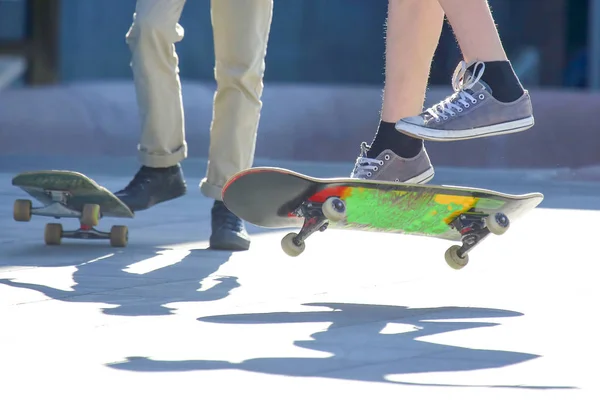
top-left (222, 167), bottom-right (544, 269)
top-left (12, 170), bottom-right (133, 247)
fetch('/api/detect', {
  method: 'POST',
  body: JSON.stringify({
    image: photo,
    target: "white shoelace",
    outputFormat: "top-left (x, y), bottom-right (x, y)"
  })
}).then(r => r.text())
top-left (425, 61), bottom-right (486, 122)
top-left (352, 142), bottom-right (385, 179)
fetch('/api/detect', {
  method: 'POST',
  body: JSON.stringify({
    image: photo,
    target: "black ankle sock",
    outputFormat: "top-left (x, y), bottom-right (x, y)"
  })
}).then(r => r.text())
top-left (468, 61), bottom-right (524, 103)
top-left (367, 121), bottom-right (423, 159)
top-left (142, 164), bottom-right (179, 173)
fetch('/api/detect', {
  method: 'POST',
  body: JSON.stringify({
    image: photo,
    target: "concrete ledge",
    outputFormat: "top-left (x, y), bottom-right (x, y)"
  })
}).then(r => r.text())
top-left (0, 56), bottom-right (26, 90)
top-left (1, 81), bottom-right (599, 168)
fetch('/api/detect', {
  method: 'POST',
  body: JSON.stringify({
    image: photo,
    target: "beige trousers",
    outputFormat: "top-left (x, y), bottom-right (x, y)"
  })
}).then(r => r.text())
top-left (125, 0), bottom-right (273, 200)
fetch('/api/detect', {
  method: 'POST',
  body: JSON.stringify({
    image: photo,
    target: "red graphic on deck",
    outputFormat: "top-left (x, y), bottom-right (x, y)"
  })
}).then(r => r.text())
top-left (287, 186), bottom-right (352, 217)
top-left (308, 186), bottom-right (351, 203)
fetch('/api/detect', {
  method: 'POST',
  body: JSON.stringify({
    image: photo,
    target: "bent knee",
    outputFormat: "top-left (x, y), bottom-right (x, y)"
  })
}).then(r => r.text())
top-left (126, 11), bottom-right (184, 45)
top-left (215, 61), bottom-right (267, 99)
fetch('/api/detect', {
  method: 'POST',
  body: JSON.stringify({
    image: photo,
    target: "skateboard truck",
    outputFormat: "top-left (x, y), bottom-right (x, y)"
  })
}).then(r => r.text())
top-left (44, 222), bottom-right (128, 247)
top-left (26, 201), bottom-right (81, 219)
top-left (13, 197), bottom-right (129, 247)
top-left (280, 197), bottom-right (345, 257)
top-left (444, 212), bottom-right (510, 269)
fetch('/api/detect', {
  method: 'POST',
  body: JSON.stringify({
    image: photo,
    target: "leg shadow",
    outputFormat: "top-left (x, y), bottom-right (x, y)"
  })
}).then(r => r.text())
top-left (0, 244), bottom-right (238, 316)
top-left (107, 302), bottom-right (576, 390)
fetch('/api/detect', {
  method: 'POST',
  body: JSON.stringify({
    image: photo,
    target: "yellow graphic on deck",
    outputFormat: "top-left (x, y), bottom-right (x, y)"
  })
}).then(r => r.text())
top-left (434, 194), bottom-right (478, 223)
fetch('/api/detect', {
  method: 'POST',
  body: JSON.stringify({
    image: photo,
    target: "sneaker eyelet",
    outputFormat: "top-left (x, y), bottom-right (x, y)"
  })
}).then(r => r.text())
top-left (478, 94), bottom-right (485, 100)
top-left (394, 179), bottom-right (400, 182)
top-left (443, 116), bottom-right (449, 120)
top-left (472, 99), bottom-right (477, 104)
top-left (367, 172), bottom-right (372, 177)
top-left (450, 112), bottom-right (456, 117)
top-left (457, 108), bottom-right (463, 112)
top-left (464, 103), bottom-right (470, 108)
top-left (383, 155), bottom-right (390, 161)
top-left (435, 118), bottom-right (441, 123)
top-left (373, 166), bottom-right (378, 171)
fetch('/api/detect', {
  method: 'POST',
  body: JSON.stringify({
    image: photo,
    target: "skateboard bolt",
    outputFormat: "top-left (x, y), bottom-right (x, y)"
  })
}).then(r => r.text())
top-left (332, 198), bottom-right (345, 212)
top-left (495, 213), bottom-right (509, 227)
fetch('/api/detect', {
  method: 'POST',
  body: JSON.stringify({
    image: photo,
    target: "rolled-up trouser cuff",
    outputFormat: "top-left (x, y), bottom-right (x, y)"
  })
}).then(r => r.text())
top-left (199, 177), bottom-right (225, 201)
top-left (138, 143), bottom-right (187, 168)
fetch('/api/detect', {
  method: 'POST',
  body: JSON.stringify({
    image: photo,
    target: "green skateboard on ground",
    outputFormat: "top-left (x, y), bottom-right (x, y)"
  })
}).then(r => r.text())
top-left (222, 167), bottom-right (544, 269)
top-left (12, 170), bottom-right (134, 247)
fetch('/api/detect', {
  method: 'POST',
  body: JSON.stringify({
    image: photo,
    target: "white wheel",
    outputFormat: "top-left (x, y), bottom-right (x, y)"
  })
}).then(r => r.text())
top-left (13, 199), bottom-right (32, 222)
top-left (445, 245), bottom-right (469, 270)
top-left (44, 223), bottom-right (63, 246)
top-left (486, 212), bottom-right (510, 235)
top-left (110, 225), bottom-right (128, 247)
top-left (281, 232), bottom-right (305, 257)
top-left (322, 197), bottom-right (346, 222)
top-left (81, 204), bottom-right (101, 226)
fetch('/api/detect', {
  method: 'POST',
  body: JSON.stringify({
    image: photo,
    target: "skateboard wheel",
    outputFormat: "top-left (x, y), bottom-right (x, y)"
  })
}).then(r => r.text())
top-left (81, 204), bottom-right (101, 226)
top-left (281, 232), bottom-right (305, 257)
top-left (486, 212), bottom-right (510, 235)
top-left (110, 225), bottom-right (128, 247)
top-left (445, 245), bottom-right (469, 270)
top-left (44, 223), bottom-right (63, 246)
top-left (322, 197), bottom-right (346, 222)
top-left (13, 199), bottom-right (32, 222)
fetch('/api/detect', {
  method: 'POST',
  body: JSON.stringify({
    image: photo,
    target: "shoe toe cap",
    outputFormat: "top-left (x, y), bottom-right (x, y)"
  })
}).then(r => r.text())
top-left (210, 228), bottom-right (250, 251)
top-left (397, 116), bottom-right (424, 126)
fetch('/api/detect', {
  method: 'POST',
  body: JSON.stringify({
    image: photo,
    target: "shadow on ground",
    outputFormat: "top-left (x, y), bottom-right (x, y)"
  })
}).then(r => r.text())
top-left (0, 242), bottom-right (237, 316)
top-left (108, 302), bottom-right (576, 390)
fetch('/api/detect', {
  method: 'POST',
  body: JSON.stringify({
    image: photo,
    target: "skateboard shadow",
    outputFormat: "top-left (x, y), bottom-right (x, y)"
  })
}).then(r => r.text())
top-left (108, 302), bottom-right (576, 390)
top-left (0, 242), bottom-right (123, 267)
top-left (0, 243), bottom-right (237, 316)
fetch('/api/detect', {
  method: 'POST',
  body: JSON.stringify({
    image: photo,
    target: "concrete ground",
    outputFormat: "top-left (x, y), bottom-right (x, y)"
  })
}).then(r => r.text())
top-left (1, 156), bottom-right (598, 399)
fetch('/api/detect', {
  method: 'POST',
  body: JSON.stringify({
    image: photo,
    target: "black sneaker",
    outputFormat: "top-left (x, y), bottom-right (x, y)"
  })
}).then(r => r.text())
top-left (114, 164), bottom-right (187, 212)
top-left (209, 200), bottom-right (250, 251)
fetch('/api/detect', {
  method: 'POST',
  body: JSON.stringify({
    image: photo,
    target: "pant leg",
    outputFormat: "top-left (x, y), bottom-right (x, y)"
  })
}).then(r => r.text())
top-left (125, 0), bottom-right (188, 168)
top-left (199, 0), bottom-right (274, 200)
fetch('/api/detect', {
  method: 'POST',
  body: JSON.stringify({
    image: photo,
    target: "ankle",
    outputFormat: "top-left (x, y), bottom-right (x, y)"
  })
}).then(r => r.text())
top-left (141, 164), bottom-right (180, 173)
top-left (367, 120), bottom-right (423, 159)
top-left (470, 60), bottom-right (524, 103)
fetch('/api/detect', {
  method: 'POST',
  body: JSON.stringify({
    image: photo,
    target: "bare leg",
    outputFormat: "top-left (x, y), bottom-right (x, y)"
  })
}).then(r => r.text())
top-left (351, 0), bottom-right (443, 184)
top-left (394, 0), bottom-right (533, 143)
top-left (437, 0), bottom-right (507, 63)
top-left (381, 0), bottom-right (445, 122)
top-left (353, 0), bottom-right (532, 182)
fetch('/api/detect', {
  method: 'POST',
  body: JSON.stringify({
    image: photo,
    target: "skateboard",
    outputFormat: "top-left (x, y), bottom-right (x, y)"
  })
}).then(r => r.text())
top-left (222, 167), bottom-right (544, 269)
top-left (12, 170), bottom-right (134, 247)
